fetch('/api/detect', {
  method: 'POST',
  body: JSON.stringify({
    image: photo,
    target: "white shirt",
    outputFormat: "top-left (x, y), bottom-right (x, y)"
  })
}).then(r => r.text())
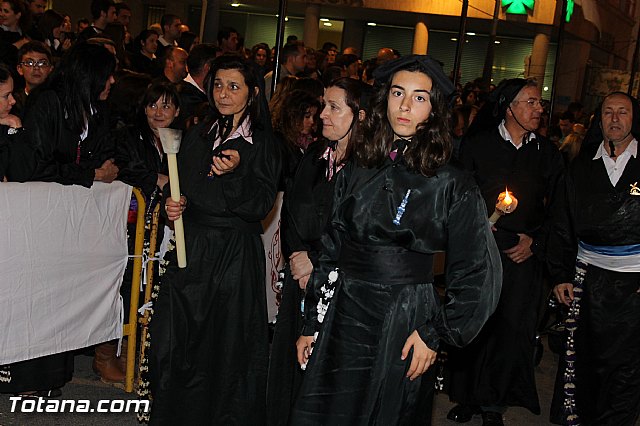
top-left (158, 36), bottom-right (177, 47)
top-left (593, 138), bottom-right (638, 186)
top-left (498, 120), bottom-right (537, 149)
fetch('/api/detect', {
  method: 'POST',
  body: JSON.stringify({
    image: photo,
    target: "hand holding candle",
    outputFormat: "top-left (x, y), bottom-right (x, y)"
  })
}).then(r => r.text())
top-left (158, 127), bottom-right (187, 268)
top-left (489, 187), bottom-right (518, 225)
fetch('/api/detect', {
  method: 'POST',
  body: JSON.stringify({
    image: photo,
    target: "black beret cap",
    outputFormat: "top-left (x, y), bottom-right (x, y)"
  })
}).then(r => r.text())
top-left (490, 78), bottom-right (528, 119)
top-left (372, 54), bottom-right (455, 100)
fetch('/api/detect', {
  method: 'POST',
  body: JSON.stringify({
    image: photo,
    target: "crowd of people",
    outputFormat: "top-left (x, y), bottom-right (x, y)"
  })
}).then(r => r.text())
top-left (0, 0), bottom-right (639, 425)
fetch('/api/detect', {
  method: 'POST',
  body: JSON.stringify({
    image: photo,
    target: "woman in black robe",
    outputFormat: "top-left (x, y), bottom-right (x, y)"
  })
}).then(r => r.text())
top-left (267, 77), bottom-right (366, 426)
top-left (148, 55), bottom-right (280, 425)
top-left (291, 55), bottom-right (502, 425)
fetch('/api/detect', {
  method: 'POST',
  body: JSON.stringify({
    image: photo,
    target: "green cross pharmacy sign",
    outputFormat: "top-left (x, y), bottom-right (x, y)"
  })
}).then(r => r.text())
top-left (502, 0), bottom-right (574, 22)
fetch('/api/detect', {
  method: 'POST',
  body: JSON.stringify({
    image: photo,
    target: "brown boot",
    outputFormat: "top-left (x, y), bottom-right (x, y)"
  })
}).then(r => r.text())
top-left (93, 341), bottom-right (125, 383)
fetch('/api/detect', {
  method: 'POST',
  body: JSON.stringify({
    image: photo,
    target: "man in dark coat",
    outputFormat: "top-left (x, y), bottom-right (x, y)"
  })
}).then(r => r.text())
top-left (175, 43), bottom-right (217, 129)
top-left (447, 78), bottom-right (564, 426)
top-left (548, 92), bottom-right (640, 425)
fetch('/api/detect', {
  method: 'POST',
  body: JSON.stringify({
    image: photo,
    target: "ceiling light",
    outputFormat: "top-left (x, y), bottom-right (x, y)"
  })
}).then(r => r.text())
top-left (320, 18), bottom-right (329, 21)
top-left (466, 32), bottom-right (476, 36)
top-left (494, 40), bottom-right (501, 44)
top-left (451, 38), bottom-right (457, 41)
top-left (230, 3), bottom-right (240, 6)
top-left (323, 22), bottom-right (333, 27)
top-left (367, 22), bottom-right (376, 26)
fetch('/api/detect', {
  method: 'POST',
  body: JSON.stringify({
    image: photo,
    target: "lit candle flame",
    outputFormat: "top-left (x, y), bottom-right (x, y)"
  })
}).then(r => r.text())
top-left (504, 188), bottom-right (512, 205)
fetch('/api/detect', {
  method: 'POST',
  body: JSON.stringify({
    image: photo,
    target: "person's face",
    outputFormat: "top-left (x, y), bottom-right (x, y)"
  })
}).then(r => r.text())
top-left (0, 3), bottom-right (20, 28)
top-left (326, 48), bottom-right (337, 64)
top-left (346, 62), bottom-right (359, 78)
top-left (213, 68), bottom-right (252, 122)
top-left (18, 51), bottom-right (52, 89)
top-left (321, 86), bottom-right (356, 143)
top-left (0, 77), bottom-right (15, 118)
top-left (558, 118), bottom-right (572, 136)
top-left (145, 95), bottom-right (179, 131)
top-left (62, 15), bottom-right (71, 32)
top-left (292, 47), bottom-right (306, 72)
top-left (142, 33), bottom-right (158, 55)
top-left (166, 18), bottom-right (181, 40)
top-left (98, 75), bottom-right (115, 101)
top-left (506, 85), bottom-right (543, 131)
top-left (223, 32), bottom-right (238, 52)
top-left (52, 23), bottom-right (63, 39)
top-left (601, 93), bottom-right (634, 144)
top-left (168, 49), bottom-right (188, 82)
top-left (254, 48), bottom-right (267, 66)
top-left (301, 106), bottom-right (317, 135)
top-left (106, 6), bottom-right (117, 24)
top-left (387, 70), bottom-right (433, 139)
top-left (29, 0), bottom-right (46, 18)
top-left (77, 21), bottom-right (89, 33)
top-left (117, 9), bottom-right (131, 28)
top-left (465, 91), bottom-right (476, 105)
top-left (305, 52), bottom-right (316, 69)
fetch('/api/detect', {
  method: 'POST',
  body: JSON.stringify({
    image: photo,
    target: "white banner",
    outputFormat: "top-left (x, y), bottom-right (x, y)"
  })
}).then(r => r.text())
top-left (0, 182), bottom-right (131, 364)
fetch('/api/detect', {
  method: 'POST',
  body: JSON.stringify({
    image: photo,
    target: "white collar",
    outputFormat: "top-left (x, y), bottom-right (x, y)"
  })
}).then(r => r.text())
top-left (209, 116), bottom-right (253, 145)
top-left (593, 138), bottom-right (638, 160)
top-left (498, 119), bottom-right (537, 148)
top-left (183, 74), bottom-right (205, 94)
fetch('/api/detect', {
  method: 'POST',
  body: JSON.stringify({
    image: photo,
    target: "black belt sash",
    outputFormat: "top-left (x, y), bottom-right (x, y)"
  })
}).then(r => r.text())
top-left (338, 241), bottom-right (434, 285)
top-left (184, 206), bottom-right (263, 234)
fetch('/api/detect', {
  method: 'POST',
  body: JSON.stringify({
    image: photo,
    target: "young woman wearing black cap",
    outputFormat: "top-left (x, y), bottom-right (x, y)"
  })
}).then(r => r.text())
top-left (291, 55), bottom-right (502, 425)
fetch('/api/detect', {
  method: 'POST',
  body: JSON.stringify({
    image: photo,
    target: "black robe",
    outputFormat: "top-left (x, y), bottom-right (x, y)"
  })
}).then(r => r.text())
top-left (291, 158), bottom-right (502, 425)
top-left (18, 90), bottom-right (114, 186)
top-left (449, 128), bottom-right (564, 413)
top-left (267, 140), bottom-right (338, 426)
top-left (175, 80), bottom-right (209, 130)
top-left (128, 53), bottom-right (160, 77)
top-left (547, 143), bottom-right (640, 425)
top-left (148, 117), bottom-right (280, 425)
top-left (113, 125), bottom-right (168, 198)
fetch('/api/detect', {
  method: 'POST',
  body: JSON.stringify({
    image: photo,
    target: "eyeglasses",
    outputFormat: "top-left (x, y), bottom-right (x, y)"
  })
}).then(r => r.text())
top-left (20, 59), bottom-right (51, 68)
top-left (515, 99), bottom-right (543, 108)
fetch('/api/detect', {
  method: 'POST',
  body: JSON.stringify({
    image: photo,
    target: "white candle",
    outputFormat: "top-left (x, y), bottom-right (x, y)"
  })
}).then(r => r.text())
top-left (158, 128), bottom-right (187, 268)
top-left (167, 153), bottom-right (187, 268)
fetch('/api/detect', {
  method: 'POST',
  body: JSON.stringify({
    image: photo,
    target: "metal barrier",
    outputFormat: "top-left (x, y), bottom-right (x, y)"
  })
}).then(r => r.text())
top-left (122, 188), bottom-right (160, 393)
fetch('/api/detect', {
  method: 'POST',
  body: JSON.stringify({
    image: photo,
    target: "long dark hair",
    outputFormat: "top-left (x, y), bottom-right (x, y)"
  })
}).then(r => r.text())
top-left (137, 82), bottom-right (180, 143)
top-left (356, 62), bottom-right (451, 176)
top-left (46, 43), bottom-right (116, 136)
top-left (38, 9), bottom-right (64, 43)
top-left (324, 77), bottom-right (367, 162)
top-left (276, 89), bottom-right (320, 150)
top-left (203, 54), bottom-right (262, 138)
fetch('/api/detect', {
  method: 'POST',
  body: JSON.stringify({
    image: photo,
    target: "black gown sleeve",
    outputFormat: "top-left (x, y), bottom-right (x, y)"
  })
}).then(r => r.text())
top-left (22, 92), bottom-right (101, 186)
top-left (113, 126), bottom-right (161, 197)
top-left (216, 127), bottom-right (281, 222)
top-left (301, 161), bottom-right (352, 336)
top-left (430, 177), bottom-right (503, 348)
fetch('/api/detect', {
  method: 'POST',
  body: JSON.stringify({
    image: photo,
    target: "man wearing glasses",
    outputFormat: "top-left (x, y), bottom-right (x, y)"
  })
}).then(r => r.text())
top-left (14, 41), bottom-right (53, 118)
top-left (447, 79), bottom-right (564, 426)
